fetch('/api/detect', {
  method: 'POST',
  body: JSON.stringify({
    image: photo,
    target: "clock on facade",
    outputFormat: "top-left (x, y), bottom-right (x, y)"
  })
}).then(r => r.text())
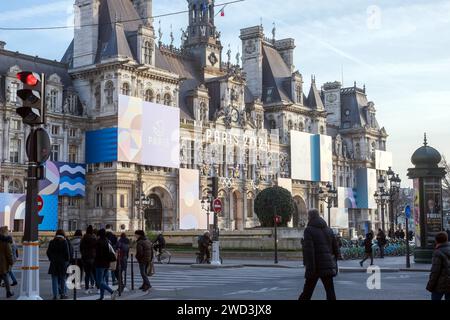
top-left (231, 108), bottom-right (240, 122)
top-left (208, 52), bottom-right (218, 66)
top-left (326, 93), bottom-right (338, 103)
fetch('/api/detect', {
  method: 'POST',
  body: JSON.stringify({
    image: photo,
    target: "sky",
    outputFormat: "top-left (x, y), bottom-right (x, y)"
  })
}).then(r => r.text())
top-left (0, 0), bottom-right (449, 186)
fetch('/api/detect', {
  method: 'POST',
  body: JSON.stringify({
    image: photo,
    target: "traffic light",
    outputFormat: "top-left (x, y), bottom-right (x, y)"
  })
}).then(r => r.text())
top-left (16, 72), bottom-right (46, 125)
top-left (207, 176), bottom-right (219, 199)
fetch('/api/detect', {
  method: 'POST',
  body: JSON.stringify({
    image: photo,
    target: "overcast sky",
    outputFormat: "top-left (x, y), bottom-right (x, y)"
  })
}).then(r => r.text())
top-left (1, 0), bottom-right (449, 186)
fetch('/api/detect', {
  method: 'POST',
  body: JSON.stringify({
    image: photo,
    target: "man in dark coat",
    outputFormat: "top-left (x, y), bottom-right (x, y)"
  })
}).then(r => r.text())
top-left (376, 229), bottom-right (387, 258)
top-left (94, 229), bottom-right (118, 300)
top-left (426, 232), bottom-right (450, 300)
top-left (135, 230), bottom-right (153, 292)
top-left (299, 209), bottom-right (339, 300)
top-left (359, 233), bottom-right (374, 267)
top-left (80, 225), bottom-right (97, 293)
top-left (47, 230), bottom-right (70, 300)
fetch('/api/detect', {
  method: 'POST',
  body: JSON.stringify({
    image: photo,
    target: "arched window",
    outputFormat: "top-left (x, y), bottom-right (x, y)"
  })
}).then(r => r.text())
top-left (163, 93), bottom-right (172, 106)
top-left (67, 94), bottom-right (77, 113)
top-left (143, 41), bottom-right (152, 65)
top-left (355, 143), bottom-right (361, 158)
top-left (105, 81), bottom-right (114, 105)
top-left (8, 180), bottom-right (23, 194)
top-left (121, 83), bottom-right (130, 96)
top-left (156, 94), bottom-right (161, 104)
top-left (95, 186), bottom-right (103, 208)
top-left (299, 122), bottom-right (304, 132)
top-left (270, 120), bottom-right (276, 130)
top-left (49, 89), bottom-right (58, 111)
top-left (145, 89), bottom-right (154, 102)
top-left (288, 120), bottom-right (293, 131)
top-left (9, 82), bottom-right (18, 103)
top-left (296, 86), bottom-right (302, 103)
top-left (95, 85), bottom-right (101, 111)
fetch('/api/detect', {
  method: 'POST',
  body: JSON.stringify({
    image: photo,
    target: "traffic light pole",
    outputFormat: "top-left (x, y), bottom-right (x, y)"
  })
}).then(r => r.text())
top-left (18, 127), bottom-right (42, 300)
top-left (211, 210), bottom-right (221, 266)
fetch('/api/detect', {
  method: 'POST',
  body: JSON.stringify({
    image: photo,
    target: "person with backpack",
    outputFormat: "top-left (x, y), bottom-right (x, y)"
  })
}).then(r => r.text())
top-left (80, 225), bottom-right (97, 293)
top-left (94, 229), bottom-right (118, 300)
top-left (116, 233), bottom-right (130, 290)
top-left (135, 230), bottom-right (153, 292)
top-left (299, 209), bottom-right (339, 300)
top-left (426, 232), bottom-right (450, 300)
top-left (105, 225), bottom-right (118, 286)
top-left (47, 230), bottom-right (71, 300)
top-left (70, 230), bottom-right (83, 284)
top-left (359, 233), bottom-right (374, 267)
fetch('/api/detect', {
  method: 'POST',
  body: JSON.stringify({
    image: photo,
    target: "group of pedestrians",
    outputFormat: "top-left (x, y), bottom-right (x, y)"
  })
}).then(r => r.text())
top-left (0, 226), bottom-right (18, 298)
top-left (46, 224), bottom-right (136, 300)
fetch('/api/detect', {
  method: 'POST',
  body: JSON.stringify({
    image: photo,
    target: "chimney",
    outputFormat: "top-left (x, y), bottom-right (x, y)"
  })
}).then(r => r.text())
top-left (0, 41), bottom-right (6, 50)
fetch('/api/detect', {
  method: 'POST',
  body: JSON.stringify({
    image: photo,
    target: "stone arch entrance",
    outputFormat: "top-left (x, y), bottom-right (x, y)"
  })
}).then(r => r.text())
top-left (293, 196), bottom-right (308, 228)
top-left (233, 190), bottom-right (244, 231)
top-left (144, 186), bottom-right (175, 231)
top-left (145, 194), bottom-right (163, 231)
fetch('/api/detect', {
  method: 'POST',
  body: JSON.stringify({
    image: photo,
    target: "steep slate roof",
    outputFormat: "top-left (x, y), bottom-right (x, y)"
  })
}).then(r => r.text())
top-left (96, 0), bottom-right (142, 63)
top-left (262, 44), bottom-right (292, 103)
top-left (155, 48), bottom-right (202, 120)
top-left (306, 80), bottom-right (325, 110)
top-left (340, 87), bottom-right (379, 129)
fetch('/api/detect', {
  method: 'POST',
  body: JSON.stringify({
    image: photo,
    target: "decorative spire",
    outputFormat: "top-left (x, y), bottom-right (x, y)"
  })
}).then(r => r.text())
top-left (170, 24), bottom-right (174, 47)
top-left (424, 133), bottom-right (428, 147)
top-left (272, 22), bottom-right (276, 43)
top-left (236, 46), bottom-right (240, 66)
top-left (227, 44), bottom-right (231, 66)
top-left (158, 20), bottom-right (163, 46)
top-left (260, 17), bottom-right (263, 28)
top-left (311, 75), bottom-right (316, 85)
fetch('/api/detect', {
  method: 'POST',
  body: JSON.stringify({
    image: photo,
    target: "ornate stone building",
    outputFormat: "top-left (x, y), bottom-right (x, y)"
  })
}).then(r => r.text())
top-left (0, 0), bottom-right (391, 235)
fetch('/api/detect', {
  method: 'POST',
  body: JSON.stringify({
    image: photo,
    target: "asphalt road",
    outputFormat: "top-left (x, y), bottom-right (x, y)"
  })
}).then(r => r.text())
top-left (0, 261), bottom-right (431, 301)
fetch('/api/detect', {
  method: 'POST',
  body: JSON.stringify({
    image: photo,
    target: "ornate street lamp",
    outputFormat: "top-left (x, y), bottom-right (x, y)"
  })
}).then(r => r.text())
top-left (387, 167), bottom-right (402, 233)
top-left (374, 178), bottom-right (389, 232)
top-left (318, 182), bottom-right (338, 227)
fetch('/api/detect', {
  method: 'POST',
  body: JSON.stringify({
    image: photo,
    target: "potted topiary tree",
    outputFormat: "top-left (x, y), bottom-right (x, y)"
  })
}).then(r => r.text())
top-left (254, 186), bottom-right (294, 227)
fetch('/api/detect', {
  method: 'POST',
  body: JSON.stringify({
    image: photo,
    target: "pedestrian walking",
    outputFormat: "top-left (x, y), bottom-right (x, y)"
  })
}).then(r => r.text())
top-left (399, 229), bottom-right (405, 240)
top-left (47, 230), bottom-right (71, 300)
top-left (70, 230), bottom-right (83, 283)
top-left (0, 226), bottom-right (14, 298)
top-left (299, 209), bottom-right (339, 301)
top-left (198, 231), bottom-right (212, 264)
top-left (94, 229), bottom-right (118, 300)
top-left (135, 230), bottom-right (153, 292)
top-left (80, 225), bottom-right (97, 293)
top-left (376, 229), bottom-right (387, 258)
top-left (426, 232), bottom-right (450, 300)
top-left (105, 224), bottom-right (118, 286)
top-left (0, 228), bottom-right (18, 288)
top-left (116, 233), bottom-right (130, 290)
top-left (359, 233), bottom-right (374, 267)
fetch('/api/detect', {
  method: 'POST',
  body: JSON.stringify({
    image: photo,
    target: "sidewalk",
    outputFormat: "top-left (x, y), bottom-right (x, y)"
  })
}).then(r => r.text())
top-left (338, 256), bottom-right (431, 273)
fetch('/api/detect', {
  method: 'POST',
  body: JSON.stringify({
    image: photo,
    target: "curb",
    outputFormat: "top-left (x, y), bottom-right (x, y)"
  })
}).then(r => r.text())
top-left (338, 267), bottom-right (400, 273)
top-left (242, 264), bottom-right (300, 269)
top-left (190, 264), bottom-right (244, 269)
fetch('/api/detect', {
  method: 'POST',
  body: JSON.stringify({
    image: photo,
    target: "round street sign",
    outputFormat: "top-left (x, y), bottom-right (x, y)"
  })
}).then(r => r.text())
top-left (37, 195), bottom-right (43, 212)
top-left (213, 199), bottom-right (222, 214)
top-left (405, 205), bottom-right (411, 219)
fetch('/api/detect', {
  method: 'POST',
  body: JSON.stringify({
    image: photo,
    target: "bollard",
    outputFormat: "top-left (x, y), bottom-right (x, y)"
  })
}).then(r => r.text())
top-left (73, 251), bottom-right (77, 301)
top-left (131, 253), bottom-right (134, 291)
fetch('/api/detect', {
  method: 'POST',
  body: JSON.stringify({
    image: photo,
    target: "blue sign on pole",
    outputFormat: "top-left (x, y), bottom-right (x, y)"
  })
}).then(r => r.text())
top-left (405, 205), bottom-right (411, 219)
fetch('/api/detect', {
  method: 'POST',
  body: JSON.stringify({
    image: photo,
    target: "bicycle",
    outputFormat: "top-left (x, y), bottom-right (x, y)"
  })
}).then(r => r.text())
top-left (153, 247), bottom-right (172, 264)
top-left (195, 251), bottom-right (223, 264)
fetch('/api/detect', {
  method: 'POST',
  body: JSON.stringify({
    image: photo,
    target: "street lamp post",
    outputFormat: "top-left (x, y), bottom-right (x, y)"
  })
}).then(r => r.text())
top-left (387, 167), bottom-right (402, 232)
top-left (318, 182), bottom-right (338, 227)
top-left (201, 196), bottom-right (212, 231)
top-left (374, 175), bottom-right (389, 232)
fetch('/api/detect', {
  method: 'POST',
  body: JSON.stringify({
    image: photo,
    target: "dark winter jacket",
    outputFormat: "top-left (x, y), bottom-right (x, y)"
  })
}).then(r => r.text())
top-left (95, 238), bottom-right (114, 269)
top-left (302, 216), bottom-right (339, 279)
top-left (155, 234), bottom-right (166, 248)
top-left (136, 236), bottom-right (153, 264)
top-left (376, 231), bottom-right (387, 246)
top-left (106, 231), bottom-right (118, 248)
top-left (426, 242), bottom-right (450, 293)
top-left (363, 238), bottom-right (373, 253)
top-left (47, 236), bottom-right (70, 277)
top-left (80, 233), bottom-right (97, 261)
top-left (117, 238), bottom-right (130, 262)
top-left (0, 235), bottom-right (13, 275)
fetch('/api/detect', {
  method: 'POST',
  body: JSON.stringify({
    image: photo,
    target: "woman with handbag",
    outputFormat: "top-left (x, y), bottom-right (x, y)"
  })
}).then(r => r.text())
top-left (94, 229), bottom-right (119, 300)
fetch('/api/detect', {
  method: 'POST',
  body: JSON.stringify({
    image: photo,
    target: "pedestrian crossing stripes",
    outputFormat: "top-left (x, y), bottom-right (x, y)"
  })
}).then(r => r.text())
top-left (77, 267), bottom-right (301, 299)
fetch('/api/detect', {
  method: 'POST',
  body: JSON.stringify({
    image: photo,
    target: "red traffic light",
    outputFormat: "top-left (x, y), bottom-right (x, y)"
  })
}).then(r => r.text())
top-left (17, 72), bottom-right (40, 86)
